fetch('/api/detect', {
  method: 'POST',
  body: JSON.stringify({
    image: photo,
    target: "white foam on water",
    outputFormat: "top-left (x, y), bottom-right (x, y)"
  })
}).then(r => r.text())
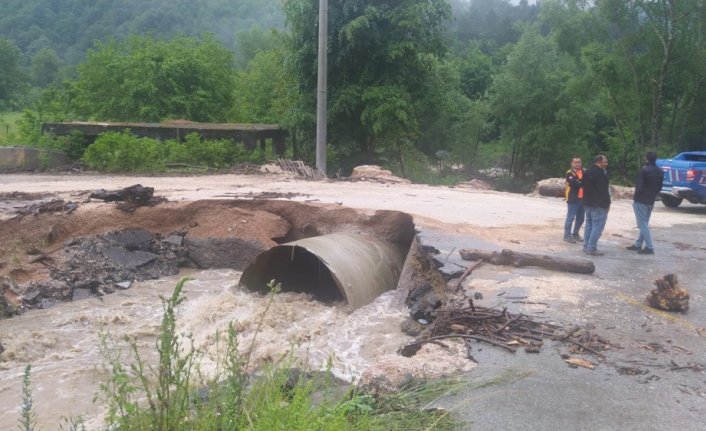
top-left (0, 269), bottom-right (412, 428)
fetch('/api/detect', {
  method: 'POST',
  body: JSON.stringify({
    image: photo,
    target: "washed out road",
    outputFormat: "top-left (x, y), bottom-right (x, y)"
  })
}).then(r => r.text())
top-left (1, 172), bottom-right (705, 430)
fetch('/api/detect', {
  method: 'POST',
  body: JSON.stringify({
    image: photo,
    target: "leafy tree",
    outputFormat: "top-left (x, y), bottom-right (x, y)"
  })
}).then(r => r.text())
top-left (231, 41), bottom-right (295, 125)
top-left (550, 0), bottom-right (706, 176)
top-left (284, 0), bottom-right (452, 172)
top-left (0, 0), bottom-right (284, 67)
top-left (447, 0), bottom-right (540, 53)
top-left (72, 35), bottom-right (236, 122)
top-left (0, 38), bottom-right (25, 110)
top-left (30, 47), bottom-right (62, 87)
top-left (420, 58), bottom-right (492, 176)
top-left (455, 43), bottom-right (496, 100)
top-left (233, 26), bottom-right (282, 69)
top-left (487, 24), bottom-right (593, 180)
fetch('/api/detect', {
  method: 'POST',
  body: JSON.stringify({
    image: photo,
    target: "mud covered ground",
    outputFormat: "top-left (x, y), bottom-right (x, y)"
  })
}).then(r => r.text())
top-left (0, 190), bottom-right (416, 314)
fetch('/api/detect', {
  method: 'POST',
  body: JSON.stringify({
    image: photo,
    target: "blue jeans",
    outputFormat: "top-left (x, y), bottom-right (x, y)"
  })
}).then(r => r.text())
top-left (632, 201), bottom-right (654, 250)
top-left (564, 201), bottom-right (585, 238)
top-left (583, 206), bottom-right (608, 252)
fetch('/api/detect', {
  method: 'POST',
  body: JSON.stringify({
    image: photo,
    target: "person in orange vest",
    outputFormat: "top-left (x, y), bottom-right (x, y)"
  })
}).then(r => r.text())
top-left (563, 157), bottom-right (585, 243)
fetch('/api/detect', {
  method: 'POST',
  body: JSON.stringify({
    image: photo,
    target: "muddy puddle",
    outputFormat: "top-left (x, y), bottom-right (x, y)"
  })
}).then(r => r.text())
top-left (0, 195), bottom-right (468, 428)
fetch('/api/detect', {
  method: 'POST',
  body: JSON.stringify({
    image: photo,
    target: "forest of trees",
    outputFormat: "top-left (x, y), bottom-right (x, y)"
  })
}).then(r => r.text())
top-left (1, 0), bottom-right (705, 188)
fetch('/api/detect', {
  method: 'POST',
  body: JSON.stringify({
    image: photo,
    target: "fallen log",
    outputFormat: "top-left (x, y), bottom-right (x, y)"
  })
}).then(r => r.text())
top-left (459, 248), bottom-right (595, 274)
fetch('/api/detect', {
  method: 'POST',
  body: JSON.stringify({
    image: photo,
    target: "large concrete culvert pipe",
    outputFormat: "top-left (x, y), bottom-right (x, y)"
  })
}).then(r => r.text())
top-left (240, 233), bottom-right (406, 309)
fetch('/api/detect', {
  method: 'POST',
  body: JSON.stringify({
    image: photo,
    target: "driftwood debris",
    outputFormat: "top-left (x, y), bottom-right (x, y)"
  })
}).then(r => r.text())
top-left (647, 274), bottom-right (689, 312)
top-left (460, 248), bottom-right (595, 274)
top-left (454, 261), bottom-right (483, 291)
top-left (400, 304), bottom-right (613, 363)
top-left (399, 303), bottom-right (560, 357)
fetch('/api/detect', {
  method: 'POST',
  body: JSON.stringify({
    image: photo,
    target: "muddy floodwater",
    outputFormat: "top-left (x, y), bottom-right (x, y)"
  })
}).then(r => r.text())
top-left (0, 269), bottom-right (414, 428)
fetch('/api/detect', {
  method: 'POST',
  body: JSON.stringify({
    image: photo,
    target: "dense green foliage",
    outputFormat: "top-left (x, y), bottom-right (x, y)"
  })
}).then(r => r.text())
top-left (0, 0), bottom-right (283, 67)
top-left (284, 0), bottom-right (453, 173)
top-left (0, 111), bottom-right (23, 144)
top-left (4, 0), bottom-right (706, 185)
top-left (0, 38), bottom-right (26, 110)
top-left (72, 35), bottom-right (236, 122)
top-left (82, 132), bottom-right (252, 172)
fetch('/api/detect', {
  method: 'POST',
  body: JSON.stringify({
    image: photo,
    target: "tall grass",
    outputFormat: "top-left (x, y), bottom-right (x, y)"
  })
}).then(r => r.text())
top-left (0, 111), bottom-right (22, 144)
top-left (20, 278), bottom-right (468, 430)
top-left (18, 365), bottom-right (38, 431)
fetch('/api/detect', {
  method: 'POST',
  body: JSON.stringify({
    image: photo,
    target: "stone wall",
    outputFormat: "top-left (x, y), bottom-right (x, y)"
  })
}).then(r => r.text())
top-left (0, 146), bottom-right (70, 172)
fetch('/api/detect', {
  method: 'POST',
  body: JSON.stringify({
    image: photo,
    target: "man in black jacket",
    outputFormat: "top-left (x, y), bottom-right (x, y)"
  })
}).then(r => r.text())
top-left (582, 155), bottom-right (611, 256)
top-left (626, 151), bottom-right (664, 255)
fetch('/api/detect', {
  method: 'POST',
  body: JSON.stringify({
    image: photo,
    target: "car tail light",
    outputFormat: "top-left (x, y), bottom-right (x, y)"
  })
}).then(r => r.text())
top-left (686, 169), bottom-right (695, 181)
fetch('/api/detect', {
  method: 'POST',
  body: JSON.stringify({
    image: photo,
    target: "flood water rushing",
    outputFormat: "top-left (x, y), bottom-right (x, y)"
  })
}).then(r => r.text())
top-left (0, 269), bottom-right (411, 429)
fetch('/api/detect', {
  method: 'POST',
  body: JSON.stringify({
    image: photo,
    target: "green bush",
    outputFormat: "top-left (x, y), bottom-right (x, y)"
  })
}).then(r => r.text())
top-left (82, 131), bottom-right (165, 172)
top-left (181, 133), bottom-right (249, 168)
top-left (34, 130), bottom-right (90, 161)
top-left (384, 142), bottom-right (464, 186)
top-left (0, 111), bottom-right (22, 145)
top-left (82, 131), bottom-right (252, 172)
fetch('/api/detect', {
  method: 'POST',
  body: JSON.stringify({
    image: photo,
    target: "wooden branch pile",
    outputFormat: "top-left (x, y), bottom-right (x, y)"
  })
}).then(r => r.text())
top-left (400, 305), bottom-right (615, 362)
top-left (399, 301), bottom-right (561, 357)
top-left (554, 325), bottom-right (612, 358)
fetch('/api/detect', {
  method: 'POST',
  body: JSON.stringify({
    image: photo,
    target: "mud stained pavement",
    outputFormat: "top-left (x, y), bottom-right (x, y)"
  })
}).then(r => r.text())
top-left (1, 172), bottom-right (706, 430)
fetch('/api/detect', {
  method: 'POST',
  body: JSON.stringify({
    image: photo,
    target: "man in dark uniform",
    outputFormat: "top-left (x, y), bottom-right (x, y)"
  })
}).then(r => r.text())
top-left (626, 151), bottom-right (664, 255)
top-left (582, 155), bottom-right (611, 256)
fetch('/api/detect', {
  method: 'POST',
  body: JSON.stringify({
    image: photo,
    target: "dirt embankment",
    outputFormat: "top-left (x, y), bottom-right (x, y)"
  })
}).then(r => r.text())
top-left (0, 192), bottom-right (416, 315)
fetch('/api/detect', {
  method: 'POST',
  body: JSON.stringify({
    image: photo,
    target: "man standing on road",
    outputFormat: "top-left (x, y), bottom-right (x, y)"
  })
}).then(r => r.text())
top-left (626, 151), bottom-right (663, 255)
top-left (582, 155), bottom-right (611, 256)
top-left (563, 157), bottom-right (585, 243)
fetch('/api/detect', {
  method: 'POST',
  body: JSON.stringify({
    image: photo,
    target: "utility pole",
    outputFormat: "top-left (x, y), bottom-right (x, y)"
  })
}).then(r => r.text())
top-left (315, 0), bottom-right (328, 176)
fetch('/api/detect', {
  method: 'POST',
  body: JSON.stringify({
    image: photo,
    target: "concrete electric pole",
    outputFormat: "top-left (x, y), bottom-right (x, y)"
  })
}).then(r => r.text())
top-left (315, 0), bottom-right (328, 176)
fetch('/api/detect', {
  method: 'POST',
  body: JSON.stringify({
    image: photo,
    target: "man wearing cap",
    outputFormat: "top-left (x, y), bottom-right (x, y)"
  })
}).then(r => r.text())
top-left (626, 151), bottom-right (663, 255)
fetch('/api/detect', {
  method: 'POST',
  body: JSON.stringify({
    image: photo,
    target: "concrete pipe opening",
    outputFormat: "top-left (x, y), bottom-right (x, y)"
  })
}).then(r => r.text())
top-left (240, 232), bottom-right (406, 309)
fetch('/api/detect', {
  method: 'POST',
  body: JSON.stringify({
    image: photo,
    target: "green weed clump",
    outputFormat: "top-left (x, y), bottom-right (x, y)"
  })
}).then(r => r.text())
top-left (18, 278), bottom-right (464, 430)
top-left (81, 131), bottom-right (252, 172)
top-left (0, 111), bottom-right (22, 144)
